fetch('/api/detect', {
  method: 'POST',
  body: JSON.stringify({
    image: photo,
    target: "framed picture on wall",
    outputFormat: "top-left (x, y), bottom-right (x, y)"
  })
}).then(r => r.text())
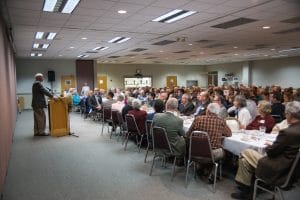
top-left (186, 80), bottom-right (198, 88)
top-left (65, 80), bottom-right (71, 85)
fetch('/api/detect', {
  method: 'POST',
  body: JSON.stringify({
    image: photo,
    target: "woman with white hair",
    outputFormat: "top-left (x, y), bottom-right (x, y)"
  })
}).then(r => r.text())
top-left (246, 100), bottom-right (276, 133)
top-left (128, 99), bottom-right (147, 134)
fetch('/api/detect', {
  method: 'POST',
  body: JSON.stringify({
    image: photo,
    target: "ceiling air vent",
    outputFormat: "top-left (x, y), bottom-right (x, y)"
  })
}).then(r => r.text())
top-left (131, 48), bottom-right (148, 52)
top-left (211, 18), bottom-right (257, 29)
top-left (281, 16), bottom-right (300, 23)
top-left (152, 40), bottom-right (176, 45)
top-left (273, 27), bottom-right (300, 34)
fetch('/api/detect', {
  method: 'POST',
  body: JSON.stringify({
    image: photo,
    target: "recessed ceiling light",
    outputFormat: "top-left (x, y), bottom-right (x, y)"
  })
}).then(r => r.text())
top-left (118, 10), bottom-right (127, 14)
top-left (59, 54), bottom-right (63, 57)
top-left (262, 26), bottom-right (271, 29)
top-left (108, 37), bottom-right (131, 44)
top-left (81, 37), bottom-right (87, 40)
top-left (279, 48), bottom-right (300, 53)
top-left (47, 32), bottom-right (57, 40)
top-left (159, 50), bottom-right (164, 53)
top-left (35, 32), bottom-right (44, 39)
top-left (200, 52), bottom-right (204, 54)
top-left (130, 57), bottom-right (135, 59)
top-left (77, 54), bottom-right (89, 58)
top-left (43, 0), bottom-right (81, 14)
top-left (70, 46), bottom-right (74, 49)
top-left (42, 44), bottom-right (50, 49)
top-left (264, 54), bottom-right (268, 57)
top-left (152, 9), bottom-right (197, 23)
top-left (234, 53), bottom-right (239, 56)
top-left (188, 43), bottom-right (193, 46)
top-left (233, 46), bottom-right (238, 49)
top-left (271, 48), bottom-right (276, 51)
top-left (38, 53), bottom-right (43, 57)
top-left (31, 52), bottom-right (42, 57)
top-left (33, 43), bottom-right (39, 48)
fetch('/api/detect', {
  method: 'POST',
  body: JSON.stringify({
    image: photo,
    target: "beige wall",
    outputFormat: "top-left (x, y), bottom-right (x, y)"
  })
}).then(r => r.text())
top-left (95, 63), bottom-right (208, 89)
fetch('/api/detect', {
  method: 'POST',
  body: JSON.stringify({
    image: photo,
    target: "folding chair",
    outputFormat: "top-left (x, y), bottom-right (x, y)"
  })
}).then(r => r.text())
top-left (144, 120), bottom-right (153, 163)
top-left (124, 114), bottom-right (144, 152)
top-left (185, 131), bottom-right (222, 192)
top-left (253, 148), bottom-right (300, 200)
top-left (101, 107), bottom-right (112, 136)
top-left (149, 126), bottom-right (183, 181)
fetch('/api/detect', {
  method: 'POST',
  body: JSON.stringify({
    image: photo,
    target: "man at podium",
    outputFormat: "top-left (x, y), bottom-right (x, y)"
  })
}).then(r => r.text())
top-left (31, 73), bottom-right (56, 136)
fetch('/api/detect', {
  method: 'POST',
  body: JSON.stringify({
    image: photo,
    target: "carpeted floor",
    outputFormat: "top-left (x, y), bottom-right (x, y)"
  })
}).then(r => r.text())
top-left (2, 110), bottom-right (299, 200)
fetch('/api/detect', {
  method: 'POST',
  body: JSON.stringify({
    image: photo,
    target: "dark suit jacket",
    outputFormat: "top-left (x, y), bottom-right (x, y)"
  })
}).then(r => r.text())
top-left (256, 122), bottom-right (300, 185)
top-left (152, 112), bottom-right (186, 156)
top-left (178, 102), bottom-right (195, 116)
top-left (128, 109), bottom-right (147, 134)
top-left (271, 103), bottom-right (285, 120)
top-left (122, 105), bottom-right (133, 120)
top-left (31, 81), bottom-right (53, 109)
top-left (193, 101), bottom-right (209, 116)
top-left (88, 95), bottom-right (102, 110)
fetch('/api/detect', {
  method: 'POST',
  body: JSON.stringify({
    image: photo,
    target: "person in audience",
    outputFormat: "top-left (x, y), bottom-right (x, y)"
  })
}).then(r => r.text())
top-left (176, 88), bottom-right (184, 104)
top-left (88, 88), bottom-right (102, 112)
top-left (213, 94), bottom-right (228, 119)
top-left (128, 99), bottom-right (147, 134)
top-left (102, 91), bottom-right (115, 109)
top-left (111, 93), bottom-right (125, 112)
top-left (244, 90), bottom-right (258, 121)
top-left (178, 93), bottom-right (195, 116)
top-left (271, 119), bottom-right (289, 134)
top-left (231, 101), bottom-right (300, 199)
top-left (193, 91), bottom-right (210, 116)
top-left (246, 101), bottom-right (276, 133)
top-left (147, 92), bottom-right (156, 107)
top-left (31, 73), bottom-right (56, 136)
top-left (152, 98), bottom-right (186, 157)
top-left (159, 92), bottom-right (168, 103)
top-left (147, 99), bottom-right (164, 121)
top-left (122, 97), bottom-right (134, 120)
top-left (228, 95), bottom-right (252, 129)
top-left (137, 89), bottom-right (147, 102)
top-left (81, 82), bottom-right (90, 96)
top-left (270, 92), bottom-right (285, 121)
top-left (187, 103), bottom-right (232, 180)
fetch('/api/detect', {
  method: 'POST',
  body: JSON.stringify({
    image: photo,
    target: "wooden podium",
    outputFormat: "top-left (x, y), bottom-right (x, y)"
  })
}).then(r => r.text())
top-left (48, 97), bottom-right (71, 137)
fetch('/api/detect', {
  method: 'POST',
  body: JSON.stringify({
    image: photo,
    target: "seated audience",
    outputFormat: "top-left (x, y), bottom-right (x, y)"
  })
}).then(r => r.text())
top-left (147, 92), bottom-right (156, 107)
top-left (270, 92), bottom-right (285, 121)
top-left (187, 103), bottom-right (232, 160)
top-left (228, 95), bottom-right (252, 129)
top-left (102, 91), bottom-right (115, 109)
top-left (111, 93), bottom-right (125, 112)
top-left (213, 94), bottom-right (228, 119)
top-left (88, 88), bottom-right (102, 112)
top-left (231, 101), bottom-right (300, 199)
top-left (178, 94), bottom-right (195, 116)
top-left (193, 91), bottom-right (210, 116)
top-left (152, 98), bottom-right (186, 157)
top-left (271, 119), bottom-right (289, 134)
top-left (128, 99), bottom-right (147, 134)
top-left (246, 100), bottom-right (276, 133)
top-left (147, 99), bottom-right (164, 121)
top-left (122, 97), bottom-right (134, 120)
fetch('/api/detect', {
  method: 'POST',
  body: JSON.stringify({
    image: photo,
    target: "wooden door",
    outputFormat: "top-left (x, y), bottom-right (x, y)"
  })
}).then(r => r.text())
top-left (97, 75), bottom-right (107, 91)
top-left (166, 76), bottom-right (177, 88)
top-left (61, 75), bottom-right (75, 93)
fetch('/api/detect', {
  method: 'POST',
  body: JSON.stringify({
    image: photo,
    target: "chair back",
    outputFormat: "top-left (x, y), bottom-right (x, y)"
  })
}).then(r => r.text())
top-left (125, 114), bottom-right (141, 135)
top-left (116, 111), bottom-right (124, 126)
top-left (189, 131), bottom-right (214, 162)
top-left (111, 109), bottom-right (119, 125)
top-left (145, 120), bottom-right (152, 136)
top-left (225, 117), bottom-right (239, 132)
top-left (271, 115), bottom-right (282, 124)
top-left (281, 148), bottom-right (300, 188)
top-left (103, 107), bottom-right (112, 121)
top-left (151, 126), bottom-right (172, 153)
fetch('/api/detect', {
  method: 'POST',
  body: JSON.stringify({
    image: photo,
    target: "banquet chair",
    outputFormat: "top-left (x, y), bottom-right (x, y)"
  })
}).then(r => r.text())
top-left (116, 111), bottom-right (126, 141)
top-left (149, 126), bottom-right (183, 181)
top-left (253, 148), bottom-right (300, 200)
top-left (225, 117), bottom-right (240, 133)
top-left (110, 110), bottom-right (119, 139)
top-left (185, 131), bottom-right (222, 192)
top-left (124, 114), bottom-right (144, 152)
top-left (101, 107), bottom-right (112, 136)
top-left (144, 120), bottom-right (153, 163)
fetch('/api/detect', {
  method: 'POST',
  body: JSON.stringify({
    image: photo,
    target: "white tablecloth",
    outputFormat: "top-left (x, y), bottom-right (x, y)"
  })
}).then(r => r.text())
top-left (182, 118), bottom-right (278, 156)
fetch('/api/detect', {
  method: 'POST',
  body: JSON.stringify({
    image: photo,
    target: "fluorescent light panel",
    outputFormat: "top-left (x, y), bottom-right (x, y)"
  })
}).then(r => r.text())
top-left (31, 53), bottom-right (43, 57)
top-left (152, 9), bottom-right (196, 23)
top-left (35, 32), bottom-right (56, 40)
top-left (108, 37), bottom-right (131, 43)
top-left (43, 0), bottom-right (80, 14)
top-left (77, 54), bottom-right (89, 58)
top-left (279, 48), bottom-right (300, 53)
top-left (33, 43), bottom-right (50, 49)
top-left (93, 46), bottom-right (109, 51)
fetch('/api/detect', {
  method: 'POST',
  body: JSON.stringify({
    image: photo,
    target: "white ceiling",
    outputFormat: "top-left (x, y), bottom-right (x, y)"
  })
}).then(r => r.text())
top-left (3, 0), bottom-right (300, 65)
